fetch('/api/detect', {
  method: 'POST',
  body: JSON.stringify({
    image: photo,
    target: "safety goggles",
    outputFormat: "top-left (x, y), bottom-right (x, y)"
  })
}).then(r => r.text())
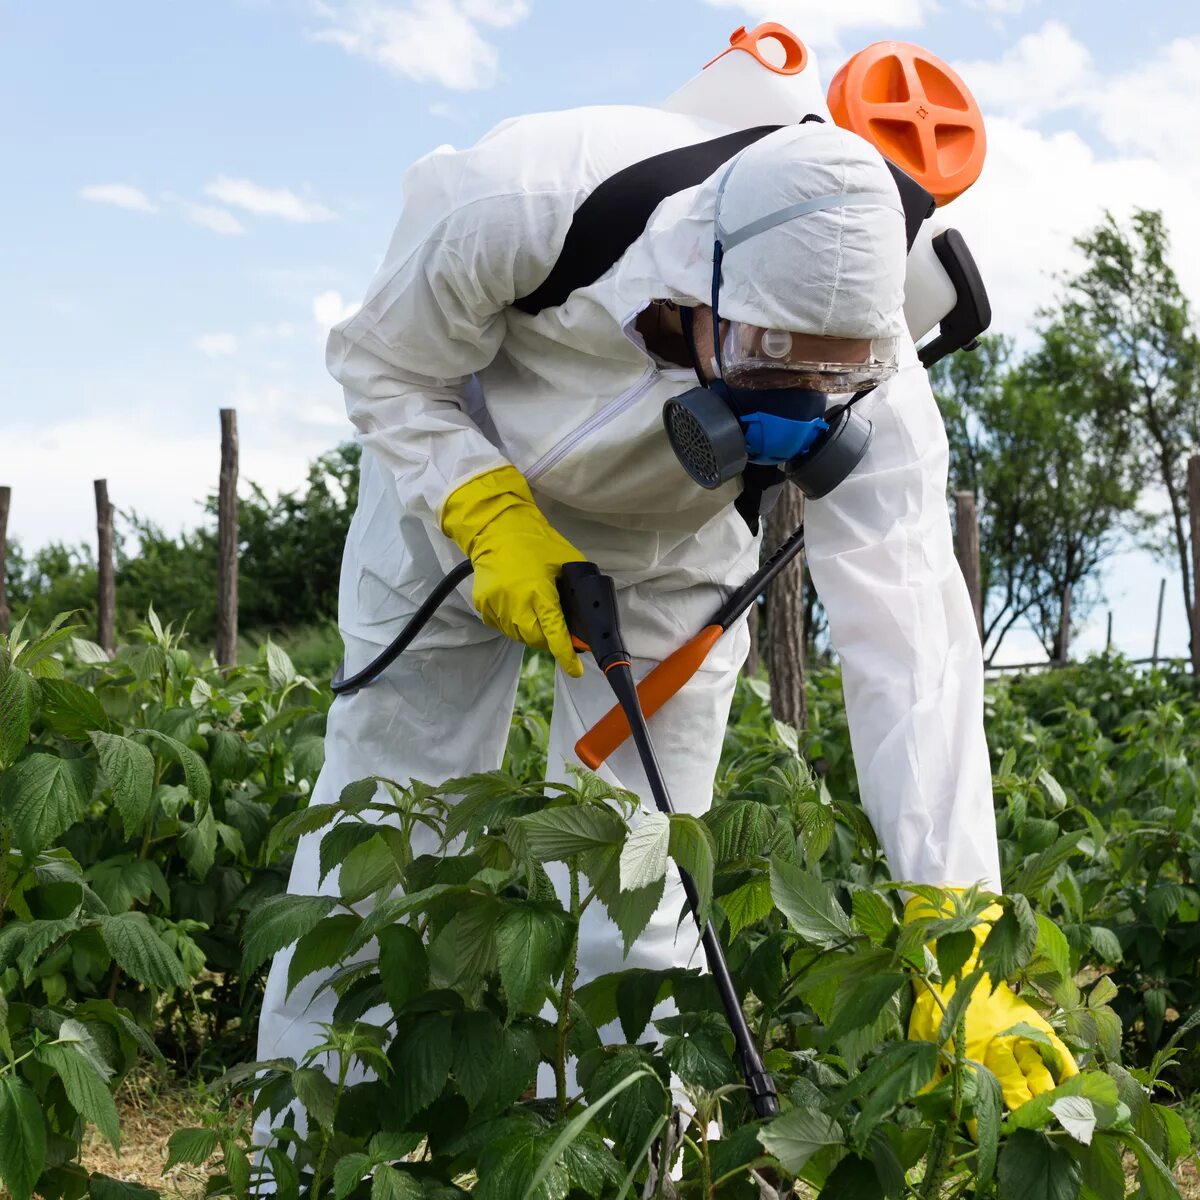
top-left (720, 323), bottom-right (899, 392)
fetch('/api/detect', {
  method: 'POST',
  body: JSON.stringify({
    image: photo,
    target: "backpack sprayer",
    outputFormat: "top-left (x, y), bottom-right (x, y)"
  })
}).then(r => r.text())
top-left (331, 24), bottom-right (991, 1120)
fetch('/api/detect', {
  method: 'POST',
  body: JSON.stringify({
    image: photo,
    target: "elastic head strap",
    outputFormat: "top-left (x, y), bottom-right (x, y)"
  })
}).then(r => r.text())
top-left (710, 153), bottom-right (902, 376)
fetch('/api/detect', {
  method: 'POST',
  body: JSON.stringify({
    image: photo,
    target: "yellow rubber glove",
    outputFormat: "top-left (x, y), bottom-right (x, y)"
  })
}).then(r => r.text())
top-left (905, 895), bottom-right (1078, 1111)
top-left (442, 465), bottom-right (585, 678)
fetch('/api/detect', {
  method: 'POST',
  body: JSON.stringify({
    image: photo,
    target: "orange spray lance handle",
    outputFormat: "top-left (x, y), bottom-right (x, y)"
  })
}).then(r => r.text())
top-left (575, 624), bottom-right (725, 769)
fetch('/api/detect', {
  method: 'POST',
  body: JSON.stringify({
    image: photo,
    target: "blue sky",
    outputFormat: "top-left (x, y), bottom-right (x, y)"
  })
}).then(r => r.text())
top-left (2, 0), bottom-right (1198, 662)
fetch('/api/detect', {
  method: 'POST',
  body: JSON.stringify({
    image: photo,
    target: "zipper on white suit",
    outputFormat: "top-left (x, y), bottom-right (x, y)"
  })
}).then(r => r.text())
top-left (524, 365), bottom-right (660, 483)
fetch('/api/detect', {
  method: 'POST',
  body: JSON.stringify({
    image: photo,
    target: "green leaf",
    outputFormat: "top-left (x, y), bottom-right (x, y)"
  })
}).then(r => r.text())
top-left (377, 923), bottom-right (429, 1014)
top-left (90, 733), bottom-right (155, 840)
top-left (721, 874), bottom-right (775, 938)
top-left (667, 813), bottom-right (715, 925)
top-left (997, 1129), bottom-right (1081, 1200)
top-left (979, 895), bottom-right (1038, 982)
top-left (1008, 1073), bottom-right (1120, 1134)
top-left (319, 822), bottom-right (379, 885)
top-left (100, 912), bottom-right (189, 990)
top-left (513, 805), bottom-right (625, 860)
top-left (333, 1153), bottom-right (372, 1200)
top-left (584, 1047), bottom-right (667, 1156)
top-left (476, 1128), bottom-right (568, 1200)
top-left (819, 1153), bottom-right (884, 1198)
top-left (758, 1106), bottom-right (844, 1173)
top-left (1050, 1095), bottom-right (1097, 1145)
top-left (180, 809), bottom-right (217, 878)
top-left (165, 1128), bottom-right (219, 1170)
top-left (935, 929), bottom-right (976, 984)
top-left (1114, 1132), bottom-right (1177, 1200)
top-left (1088, 977), bottom-right (1118, 1009)
top-left (974, 1064), bottom-right (1002, 1189)
top-left (264, 640), bottom-right (297, 690)
top-left (497, 905), bottom-right (569, 1016)
top-left (388, 1014), bottom-right (453, 1121)
top-left (0, 1074), bottom-right (47, 1200)
top-left (371, 1165), bottom-right (422, 1200)
top-left (451, 1011), bottom-right (503, 1108)
top-left (38, 678), bottom-right (109, 738)
top-left (0, 662), bottom-right (35, 767)
top-left (770, 856), bottom-right (852, 948)
top-left (937, 968), bottom-right (986, 1048)
top-left (1088, 926), bottom-right (1122, 963)
top-left (0, 752), bottom-right (94, 855)
top-left (87, 1176), bottom-right (160, 1200)
top-left (1035, 913), bottom-right (1072, 981)
top-left (1037, 769), bottom-right (1068, 811)
top-left (339, 834), bottom-right (403, 905)
top-left (286, 912), bottom-right (360, 998)
top-left (658, 1011), bottom-right (736, 1090)
top-left (242, 894), bottom-right (336, 975)
top-left (525, 1068), bottom-right (651, 1200)
top-left (292, 1067), bottom-right (337, 1130)
top-left (142, 729), bottom-right (211, 815)
top-left (825, 972), bottom-right (906, 1042)
top-left (619, 812), bottom-right (670, 893)
top-left (851, 890), bottom-right (895, 944)
top-left (1075, 1131), bottom-right (1127, 1200)
top-left (37, 1040), bottom-right (121, 1151)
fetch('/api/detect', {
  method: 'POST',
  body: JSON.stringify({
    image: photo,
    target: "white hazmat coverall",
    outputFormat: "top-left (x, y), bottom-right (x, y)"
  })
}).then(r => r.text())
top-left (255, 108), bottom-right (1001, 1131)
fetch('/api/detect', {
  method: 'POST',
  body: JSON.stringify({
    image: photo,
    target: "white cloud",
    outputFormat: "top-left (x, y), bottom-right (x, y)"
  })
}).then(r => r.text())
top-left (313, 289), bottom-right (360, 334)
top-left (956, 20), bottom-right (1092, 121)
top-left (310, 0), bottom-right (532, 90)
top-left (943, 27), bottom-right (1200, 337)
top-left (195, 332), bottom-right (239, 357)
top-left (79, 184), bottom-right (158, 214)
top-left (204, 176), bottom-right (336, 223)
top-left (970, 0), bottom-right (1029, 12)
top-left (700, 0), bottom-right (931, 52)
top-left (183, 203), bottom-right (247, 235)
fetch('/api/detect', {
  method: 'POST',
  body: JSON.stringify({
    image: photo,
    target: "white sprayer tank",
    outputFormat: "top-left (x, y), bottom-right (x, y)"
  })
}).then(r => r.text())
top-left (663, 24), bottom-right (985, 345)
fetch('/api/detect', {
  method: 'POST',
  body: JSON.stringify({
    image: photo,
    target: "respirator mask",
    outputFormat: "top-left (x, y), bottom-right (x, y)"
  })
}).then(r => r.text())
top-left (663, 163), bottom-right (899, 499)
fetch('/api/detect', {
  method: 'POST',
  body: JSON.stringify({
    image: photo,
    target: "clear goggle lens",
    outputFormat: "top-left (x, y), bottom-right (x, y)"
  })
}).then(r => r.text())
top-left (721, 323), bottom-right (899, 392)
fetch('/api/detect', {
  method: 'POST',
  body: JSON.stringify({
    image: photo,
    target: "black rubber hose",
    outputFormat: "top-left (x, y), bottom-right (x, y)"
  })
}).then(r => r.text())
top-left (330, 560), bottom-right (474, 697)
top-left (604, 663), bottom-right (780, 1118)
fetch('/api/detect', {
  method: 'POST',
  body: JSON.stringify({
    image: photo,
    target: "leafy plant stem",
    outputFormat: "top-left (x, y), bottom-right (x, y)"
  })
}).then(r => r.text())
top-left (309, 1047), bottom-right (350, 1200)
top-left (555, 861), bottom-right (581, 1118)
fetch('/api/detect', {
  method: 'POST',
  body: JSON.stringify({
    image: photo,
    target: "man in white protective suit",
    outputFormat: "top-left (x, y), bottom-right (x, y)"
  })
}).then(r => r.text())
top-left (256, 105), bottom-right (1077, 1135)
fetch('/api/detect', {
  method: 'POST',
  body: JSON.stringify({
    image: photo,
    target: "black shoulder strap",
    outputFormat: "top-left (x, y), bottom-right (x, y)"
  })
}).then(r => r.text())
top-left (512, 122), bottom-right (935, 319)
top-left (512, 125), bottom-right (782, 317)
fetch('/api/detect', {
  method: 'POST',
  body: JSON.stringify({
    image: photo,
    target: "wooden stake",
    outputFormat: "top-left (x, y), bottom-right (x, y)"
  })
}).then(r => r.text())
top-left (954, 491), bottom-right (983, 641)
top-left (1152, 576), bottom-right (1166, 669)
top-left (1189, 455), bottom-right (1200, 675)
top-left (216, 409), bottom-right (239, 667)
top-left (1058, 582), bottom-right (1072, 666)
top-left (765, 487), bottom-right (808, 731)
top-left (0, 486), bottom-right (10, 637)
top-left (1105, 610), bottom-right (1113, 655)
top-left (94, 480), bottom-right (115, 655)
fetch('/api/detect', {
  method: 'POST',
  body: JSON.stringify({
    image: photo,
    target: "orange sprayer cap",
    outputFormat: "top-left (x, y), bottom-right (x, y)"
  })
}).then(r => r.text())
top-left (827, 41), bottom-right (986, 205)
top-left (706, 22), bottom-right (808, 76)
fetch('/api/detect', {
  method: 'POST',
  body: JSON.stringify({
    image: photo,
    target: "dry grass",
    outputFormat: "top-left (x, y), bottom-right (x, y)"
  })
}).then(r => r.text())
top-left (80, 1068), bottom-right (226, 1200)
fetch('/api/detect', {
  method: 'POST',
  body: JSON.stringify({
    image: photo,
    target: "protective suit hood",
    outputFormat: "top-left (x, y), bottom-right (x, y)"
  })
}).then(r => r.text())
top-left (624, 122), bottom-right (909, 342)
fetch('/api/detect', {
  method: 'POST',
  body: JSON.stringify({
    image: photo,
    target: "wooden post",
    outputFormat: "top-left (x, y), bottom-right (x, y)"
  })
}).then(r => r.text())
top-left (1152, 577), bottom-right (1166, 669)
top-left (1058, 582), bottom-right (1072, 666)
top-left (1189, 455), bottom-right (1200, 675)
top-left (216, 409), bottom-right (239, 667)
top-left (1105, 610), bottom-right (1113, 655)
top-left (954, 491), bottom-right (983, 641)
top-left (94, 480), bottom-right (115, 655)
top-left (742, 601), bottom-right (760, 678)
top-left (0, 486), bottom-right (10, 637)
top-left (765, 487), bottom-right (808, 731)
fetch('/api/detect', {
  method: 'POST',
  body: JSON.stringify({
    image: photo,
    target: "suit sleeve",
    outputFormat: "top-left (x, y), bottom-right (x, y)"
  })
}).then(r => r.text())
top-left (326, 153), bottom-right (574, 530)
top-left (804, 355), bottom-right (1002, 891)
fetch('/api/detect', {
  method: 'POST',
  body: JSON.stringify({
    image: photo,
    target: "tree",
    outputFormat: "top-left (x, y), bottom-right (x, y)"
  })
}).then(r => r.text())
top-left (933, 334), bottom-right (1142, 661)
top-left (1046, 210), bottom-right (1200, 657)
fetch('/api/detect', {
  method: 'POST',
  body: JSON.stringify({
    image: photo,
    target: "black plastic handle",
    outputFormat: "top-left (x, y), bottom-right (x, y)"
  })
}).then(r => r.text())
top-left (556, 562), bottom-right (630, 673)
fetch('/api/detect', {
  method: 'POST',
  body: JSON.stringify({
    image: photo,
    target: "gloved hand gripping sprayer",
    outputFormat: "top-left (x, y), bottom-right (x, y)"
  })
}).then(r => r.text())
top-left (332, 24), bottom-right (993, 1119)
